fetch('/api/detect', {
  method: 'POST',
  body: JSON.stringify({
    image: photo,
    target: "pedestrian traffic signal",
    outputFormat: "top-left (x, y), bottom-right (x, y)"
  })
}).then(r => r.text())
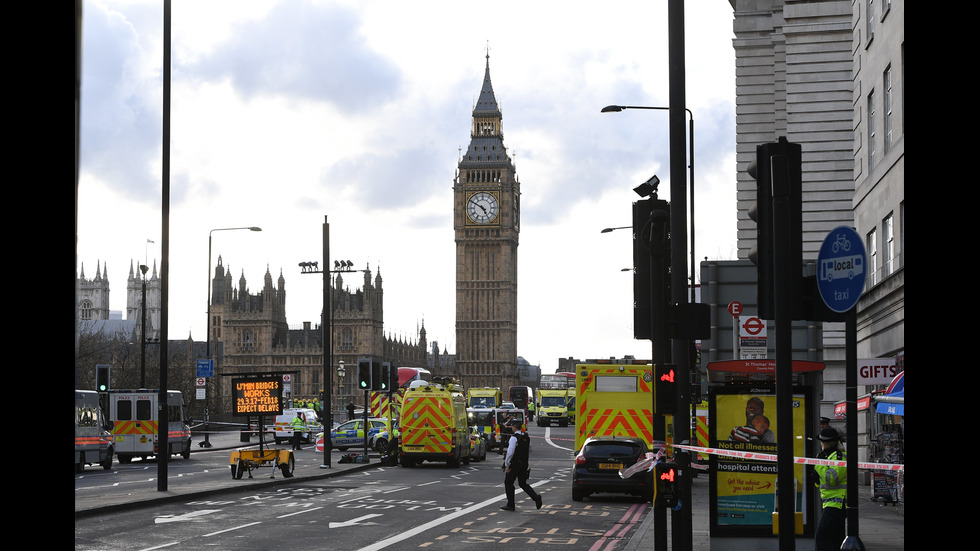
top-left (654, 364), bottom-right (677, 414)
top-left (655, 461), bottom-right (680, 508)
top-left (96, 364), bottom-right (110, 393)
top-left (357, 358), bottom-right (372, 391)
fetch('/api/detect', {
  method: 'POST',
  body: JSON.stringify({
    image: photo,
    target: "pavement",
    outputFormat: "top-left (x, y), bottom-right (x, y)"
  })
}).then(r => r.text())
top-left (77, 431), bottom-right (904, 550)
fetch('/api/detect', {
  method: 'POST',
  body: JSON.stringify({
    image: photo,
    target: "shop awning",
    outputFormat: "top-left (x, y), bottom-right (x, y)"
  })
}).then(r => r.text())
top-left (875, 371), bottom-right (904, 416)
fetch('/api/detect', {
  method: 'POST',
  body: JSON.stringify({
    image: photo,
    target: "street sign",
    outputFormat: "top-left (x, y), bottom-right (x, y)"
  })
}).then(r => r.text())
top-left (728, 301), bottom-right (742, 317)
top-left (741, 316), bottom-right (766, 338)
top-left (196, 377), bottom-right (206, 387)
top-left (817, 226), bottom-right (867, 313)
top-left (739, 316), bottom-right (767, 359)
top-left (196, 359), bottom-right (214, 378)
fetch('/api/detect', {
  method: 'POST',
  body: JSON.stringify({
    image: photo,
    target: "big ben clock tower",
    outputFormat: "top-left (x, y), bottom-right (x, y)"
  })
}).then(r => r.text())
top-left (454, 54), bottom-right (521, 391)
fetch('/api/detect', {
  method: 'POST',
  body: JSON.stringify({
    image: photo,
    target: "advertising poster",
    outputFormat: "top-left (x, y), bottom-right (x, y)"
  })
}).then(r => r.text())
top-left (709, 387), bottom-right (811, 536)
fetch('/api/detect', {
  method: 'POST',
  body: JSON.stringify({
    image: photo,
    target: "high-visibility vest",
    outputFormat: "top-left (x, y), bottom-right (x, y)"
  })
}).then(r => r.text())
top-left (814, 450), bottom-right (847, 509)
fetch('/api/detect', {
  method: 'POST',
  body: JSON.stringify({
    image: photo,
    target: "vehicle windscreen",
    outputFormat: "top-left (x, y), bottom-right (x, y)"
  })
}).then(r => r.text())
top-left (540, 396), bottom-right (566, 407)
top-left (470, 397), bottom-right (496, 408)
top-left (469, 411), bottom-right (493, 426)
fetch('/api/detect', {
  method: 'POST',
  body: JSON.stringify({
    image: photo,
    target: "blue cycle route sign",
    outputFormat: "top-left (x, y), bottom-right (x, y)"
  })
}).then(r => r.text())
top-left (196, 358), bottom-right (214, 378)
top-left (816, 226), bottom-right (867, 313)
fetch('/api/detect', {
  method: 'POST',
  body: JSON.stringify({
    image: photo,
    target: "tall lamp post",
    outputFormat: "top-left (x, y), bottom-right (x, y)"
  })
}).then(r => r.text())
top-left (603, 101), bottom-right (696, 550)
top-left (205, 226), bottom-right (262, 448)
top-left (300, 253), bottom-right (366, 469)
top-left (140, 264), bottom-right (149, 388)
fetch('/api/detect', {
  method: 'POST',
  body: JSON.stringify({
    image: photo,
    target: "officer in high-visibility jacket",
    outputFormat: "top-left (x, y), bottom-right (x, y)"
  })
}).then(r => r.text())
top-left (809, 426), bottom-right (847, 551)
top-left (290, 413), bottom-right (307, 451)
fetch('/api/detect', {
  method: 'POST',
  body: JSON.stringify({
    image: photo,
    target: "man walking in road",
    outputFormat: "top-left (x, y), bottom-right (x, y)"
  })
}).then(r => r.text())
top-left (500, 419), bottom-right (542, 511)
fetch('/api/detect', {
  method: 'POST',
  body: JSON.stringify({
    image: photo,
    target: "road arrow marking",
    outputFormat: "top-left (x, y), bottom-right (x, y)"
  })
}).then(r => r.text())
top-left (155, 509), bottom-right (221, 524)
top-left (329, 513), bottom-right (383, 528)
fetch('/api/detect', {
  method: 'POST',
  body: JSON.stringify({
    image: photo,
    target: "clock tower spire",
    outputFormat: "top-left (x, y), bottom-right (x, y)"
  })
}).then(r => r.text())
top-left (453, 53), bottom-right (521, 391)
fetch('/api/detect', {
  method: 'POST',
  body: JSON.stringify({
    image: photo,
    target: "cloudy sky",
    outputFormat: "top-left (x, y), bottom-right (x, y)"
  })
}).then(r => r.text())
top-left (76, 0), bottom-right (738, 374)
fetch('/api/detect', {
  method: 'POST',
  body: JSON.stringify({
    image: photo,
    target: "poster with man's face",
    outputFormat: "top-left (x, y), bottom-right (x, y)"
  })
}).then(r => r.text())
top-left (710, 388), bottom-right (809, 533)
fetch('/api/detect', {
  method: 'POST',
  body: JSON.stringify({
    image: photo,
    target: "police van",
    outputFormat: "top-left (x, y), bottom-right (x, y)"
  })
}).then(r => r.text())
top-left (108, 390), bottom-right (192, 463)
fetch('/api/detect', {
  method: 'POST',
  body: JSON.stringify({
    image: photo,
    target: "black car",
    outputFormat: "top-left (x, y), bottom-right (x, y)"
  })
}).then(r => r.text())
top-left (572, 436), bottom-right (654, 502)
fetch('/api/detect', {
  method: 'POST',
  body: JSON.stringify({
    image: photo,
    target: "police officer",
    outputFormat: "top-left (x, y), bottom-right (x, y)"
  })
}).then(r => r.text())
top-left (500, 419), bottom-right (542, 511)
top-left (290, 412), bottom-right (306, 451)
top-left (809, 427), bottom-right (847, 551)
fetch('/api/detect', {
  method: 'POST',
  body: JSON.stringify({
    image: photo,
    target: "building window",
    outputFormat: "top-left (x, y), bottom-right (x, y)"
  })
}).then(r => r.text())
top-left (866, 228), bottom-right (878, 287)
top-left (883, 66), bottom-right (893, 153)
top-left (867, 90), bottom-right (876, 170)
top-left (882, 213), bottom-right (894, 277)
top-left (866, 0), bottom-right (875, 42)
top-left (80, 300), bottom-right (92, 320)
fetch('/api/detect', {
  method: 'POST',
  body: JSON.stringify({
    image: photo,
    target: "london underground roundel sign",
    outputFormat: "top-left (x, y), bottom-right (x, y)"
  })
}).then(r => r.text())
top-left (817, 226), bottom-right (867, 313)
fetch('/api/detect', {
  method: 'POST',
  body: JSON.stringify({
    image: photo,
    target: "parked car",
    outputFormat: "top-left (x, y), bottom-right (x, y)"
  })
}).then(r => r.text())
top-left (469, 427), bottom-right (488, 462)
top-left (325, 418), bottom-right (391, 452)
top-left (571, 436), bottom-right (654, 502)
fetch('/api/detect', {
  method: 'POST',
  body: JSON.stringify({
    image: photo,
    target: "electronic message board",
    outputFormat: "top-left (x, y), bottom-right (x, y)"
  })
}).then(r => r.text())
top-left (231, 376), bottom-right (283, 416)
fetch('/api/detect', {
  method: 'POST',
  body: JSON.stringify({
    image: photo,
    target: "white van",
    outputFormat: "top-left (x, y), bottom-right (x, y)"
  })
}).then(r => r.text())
top-left (273, 408), bottom-right (320, 445)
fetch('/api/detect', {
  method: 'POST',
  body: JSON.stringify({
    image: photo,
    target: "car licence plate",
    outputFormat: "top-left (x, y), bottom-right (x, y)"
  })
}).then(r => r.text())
top-left (598, 462), bottom-right (622, 470)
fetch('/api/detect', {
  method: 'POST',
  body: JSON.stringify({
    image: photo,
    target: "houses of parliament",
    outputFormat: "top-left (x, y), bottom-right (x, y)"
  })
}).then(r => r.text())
top-left (76, 54), bottom-right (535, 413)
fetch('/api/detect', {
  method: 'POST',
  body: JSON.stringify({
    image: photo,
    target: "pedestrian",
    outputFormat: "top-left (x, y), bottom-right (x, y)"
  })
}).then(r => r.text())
top-left (291, 412), bottom-right (306, 451)
top-left (500, 419), bottom-right (542, 511)
top-left (808, 426), bottom-right (847, 551)
top-left (347, 402), bottom-right (356, 421)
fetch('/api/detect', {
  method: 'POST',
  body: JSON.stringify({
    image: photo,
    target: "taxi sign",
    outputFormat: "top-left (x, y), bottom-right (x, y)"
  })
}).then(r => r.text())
top-left (817, 226), bottom-right (867, 313)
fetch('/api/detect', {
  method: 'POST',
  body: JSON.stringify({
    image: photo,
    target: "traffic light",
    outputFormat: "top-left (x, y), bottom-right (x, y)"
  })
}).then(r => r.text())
top-left (371, 361), bottom-right (383, 391)
top-left (747, 145), bottom-right (774, 320)
top-left (653, 364), bottom-right (677, 414)
top-left (376, 362), bottom-right (396, 392)
top-left (96, 364), bottom-right (110, 393)
top-left (655, 461), bottom-right (680, 508)
top-left (632, 198), bottom-right (670, 341)
top-left (380, 362), bottom-right (397, 393)
top-left (357, 358), bottom-right (372, 391)
top-left (749, 137), bottom-right (804, 321)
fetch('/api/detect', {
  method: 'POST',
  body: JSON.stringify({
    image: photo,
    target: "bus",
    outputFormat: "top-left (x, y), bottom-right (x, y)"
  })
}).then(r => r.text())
top-left (509, 386), bottom-right (533, 411)
top-left (398, 367), bottom-right (432, 389)
top-left (540, 372), bottom-right (575, 390)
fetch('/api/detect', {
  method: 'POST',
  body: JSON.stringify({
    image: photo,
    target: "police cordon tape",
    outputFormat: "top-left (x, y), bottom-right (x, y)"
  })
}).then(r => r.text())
top-left (670, 443), bottom-right (904, 472)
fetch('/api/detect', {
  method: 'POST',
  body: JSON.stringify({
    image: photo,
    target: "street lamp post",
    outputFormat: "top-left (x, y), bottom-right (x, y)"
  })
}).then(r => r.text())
top-left (299, 258), bottom-right (366, 467)
top-left (140, 264), bottom-right (149, 388)
top-left (601, 105), bottom-right (695, 301)
top-left (603, 100), bottom-right (696, 550)
top-left (205, 226), bottom-right (262, 448)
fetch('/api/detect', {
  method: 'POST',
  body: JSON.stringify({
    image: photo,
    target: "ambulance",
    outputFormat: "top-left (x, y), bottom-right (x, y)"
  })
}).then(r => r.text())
top-left (108, 389), bottom-right (192, 463)
top-left (467, 387), bottom-right (503, 409)
top-left (536, 388), bottom-right (569, 427)
top-left (575, 361), bottom-right (654, 452)
top-left (75, 390), bottom-right (113, 472)
top-left (398, 379), bottom-right (470, 467)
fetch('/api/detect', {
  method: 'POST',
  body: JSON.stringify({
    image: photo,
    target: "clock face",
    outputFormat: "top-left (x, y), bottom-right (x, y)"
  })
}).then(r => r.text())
top-left (466, 191), bottom-right (499, 224)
